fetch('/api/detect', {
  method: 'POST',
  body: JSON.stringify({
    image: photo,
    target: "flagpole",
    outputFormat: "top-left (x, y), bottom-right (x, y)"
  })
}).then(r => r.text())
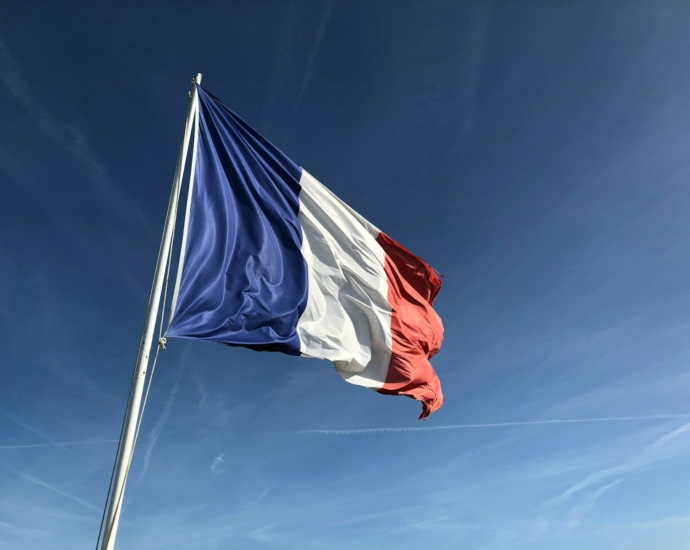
top-left (98, 74), bottom-right (202, 550)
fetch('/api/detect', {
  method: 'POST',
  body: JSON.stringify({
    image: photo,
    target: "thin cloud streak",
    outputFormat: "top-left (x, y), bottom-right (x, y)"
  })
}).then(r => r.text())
top-left (566, 479), bottom-right (622, 528)
top-left (138, 357), bottom-right (186, 481)
top-left (1, 411), bottom-right (58, 445)
top-left (291, 0), bottom-right (335, 115)
top-left (547, 420), bottom-right (690, 508)
top-left (261, 0), bottom-right (300, 133)
top-left (4, 467), bottom-right (101, 513)
top-left (0, 37), bottom-right (151, 302)
top-left (294, 414), bottom-right (690, 435)
top-left (525, 421), bottom-right (690, 542)
top-left (0, 37), bottom-right (153, 237)
top-left (210, 454), bottom-right (224, 475)
top-left (0, 440), bottom-right (116, 450)
top-left (284, 0), bottom-right (335, 140)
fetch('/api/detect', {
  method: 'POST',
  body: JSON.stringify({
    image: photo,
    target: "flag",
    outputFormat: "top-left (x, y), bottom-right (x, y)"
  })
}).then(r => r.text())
top-left (167, 86), bottom-right (444, 418)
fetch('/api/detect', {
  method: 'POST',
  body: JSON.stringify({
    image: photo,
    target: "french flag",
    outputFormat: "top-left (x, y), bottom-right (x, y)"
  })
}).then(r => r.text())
top-left (167, 86), bottom-right (444, 418)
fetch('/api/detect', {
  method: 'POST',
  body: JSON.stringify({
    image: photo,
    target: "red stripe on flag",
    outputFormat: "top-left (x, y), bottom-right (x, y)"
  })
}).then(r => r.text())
top-left (375, 232), bottom-right (444, 419)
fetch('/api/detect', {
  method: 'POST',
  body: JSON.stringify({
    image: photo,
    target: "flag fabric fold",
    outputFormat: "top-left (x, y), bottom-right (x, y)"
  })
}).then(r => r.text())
top-left (167, 86), bottom-right (444, 418)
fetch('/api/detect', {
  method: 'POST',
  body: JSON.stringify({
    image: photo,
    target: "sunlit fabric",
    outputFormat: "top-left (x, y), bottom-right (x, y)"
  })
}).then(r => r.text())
top-left (167, 87), bottom-right (307, 353)
top-left (168, 85), bottom-right (444, 417)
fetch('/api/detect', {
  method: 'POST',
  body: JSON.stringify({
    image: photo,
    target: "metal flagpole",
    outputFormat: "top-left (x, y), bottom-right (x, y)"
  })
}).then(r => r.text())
top-left (98, 74), bottom-right (202, 550)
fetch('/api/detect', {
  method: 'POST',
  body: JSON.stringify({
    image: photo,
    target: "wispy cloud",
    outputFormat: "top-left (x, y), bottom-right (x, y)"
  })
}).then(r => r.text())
top-left (0, 145), bottom-right (149, 302)
top-left (261, 0), bottom-right (301, 133)
top-left (285, 0), bottom-right (336, 140)
top-left (566, 479), bottom-right (622, 528)
top-left (0, 518), bottom-right (39, 537)
top-left (293, 414), bottom-right (690, 435)
top-left (3, 466), bottom-right (100, 513)
top-left (0, 37), bottom-right (151, 302)
top-left (446, 0), bottom-right (493, 162)
top-left (244, 469), bottom-right (271, 507)
top-left (0, 37), bottom-right (152, 236)
top-left (524, 420), bottom-right (690, 543)
top-left (210, 454), bottom-right (224, 475)
top-left (1, 411), bottom-right (58, 445)
top-left (192, 367), bottom-right (209, 409)
top-left (648, 421), bottom-right (690, 449)
top-left (0, 440), bottom-right (115, 450)
top-left (547, 421), bottom-right (690, 508)
top-left (248, 524), bottom-right (277, 543)
top-left (138, 358), bottom-right (185, 481)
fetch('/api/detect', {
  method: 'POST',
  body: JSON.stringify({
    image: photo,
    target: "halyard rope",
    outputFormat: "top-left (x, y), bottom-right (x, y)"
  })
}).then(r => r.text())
top-left (95, 188), bottom-right (178, 550)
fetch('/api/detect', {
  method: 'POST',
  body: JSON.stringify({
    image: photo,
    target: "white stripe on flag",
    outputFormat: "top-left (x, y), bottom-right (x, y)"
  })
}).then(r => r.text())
top-left (296, 170), bottom-right (392, 389)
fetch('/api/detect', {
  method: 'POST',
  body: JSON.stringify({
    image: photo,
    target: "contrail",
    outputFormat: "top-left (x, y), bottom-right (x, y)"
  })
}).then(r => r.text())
top-left (284, 0), bottom-right (336, 140)
top-left (295, 414), bottom-right (690, 435)
top-left (138, 349), bottom-right (188, 482)
top-left (1, 411), bottom-right (57, 445)
top-left (4, 467), bottom-right (101, 512)
top-left (261, 0), bottom-right (300, 132)
top-left (546, 420), bottom-right (690, 509)
top-left (0, 38), bottom-right (153, 237)
top-left (0, 439), bottom-right (116, 450)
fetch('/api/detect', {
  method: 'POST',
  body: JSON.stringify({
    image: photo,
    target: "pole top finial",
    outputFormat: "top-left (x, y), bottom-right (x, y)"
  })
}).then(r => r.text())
top-left (193, 73), bottom-right (202, 85)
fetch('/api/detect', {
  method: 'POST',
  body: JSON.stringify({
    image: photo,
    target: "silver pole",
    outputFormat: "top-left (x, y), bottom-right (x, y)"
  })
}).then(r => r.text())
top-left (99, 74), bottom-right (202, 550)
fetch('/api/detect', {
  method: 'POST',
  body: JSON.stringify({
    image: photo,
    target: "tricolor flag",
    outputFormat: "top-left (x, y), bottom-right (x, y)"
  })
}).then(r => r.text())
top-left (167, 86), bottom-right (444, 418)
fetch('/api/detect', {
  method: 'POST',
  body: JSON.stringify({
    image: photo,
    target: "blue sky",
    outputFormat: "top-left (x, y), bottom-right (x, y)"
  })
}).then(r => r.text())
top-left (2, 1), bottom-right (690, 548)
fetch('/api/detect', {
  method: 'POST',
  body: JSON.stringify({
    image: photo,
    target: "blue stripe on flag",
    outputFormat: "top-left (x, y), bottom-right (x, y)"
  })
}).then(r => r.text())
top-left (167, 87), bottom-right (308, 353)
